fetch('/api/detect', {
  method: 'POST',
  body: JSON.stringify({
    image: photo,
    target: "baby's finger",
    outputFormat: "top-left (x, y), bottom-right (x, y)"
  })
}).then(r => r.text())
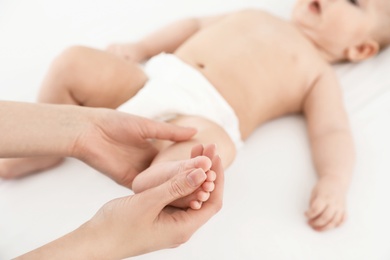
top-left (305, 199), bottom-right (327, 219)
top-left (310, 206), bottom-right (336, 228)
top-left (317, 211), bottom-right (343, 231)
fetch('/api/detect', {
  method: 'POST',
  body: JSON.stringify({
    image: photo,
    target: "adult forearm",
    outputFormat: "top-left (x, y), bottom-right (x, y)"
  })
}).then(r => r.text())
top-left (15, 223), bottom-right (119, 260)
top-left (0, 101), bottom-right (92, 158)
top-left (310, 130), bottom-right (355, 183)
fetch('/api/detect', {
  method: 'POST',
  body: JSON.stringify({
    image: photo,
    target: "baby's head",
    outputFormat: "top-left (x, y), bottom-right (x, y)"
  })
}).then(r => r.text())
top-left (291, 0), bottom-right (390, 63)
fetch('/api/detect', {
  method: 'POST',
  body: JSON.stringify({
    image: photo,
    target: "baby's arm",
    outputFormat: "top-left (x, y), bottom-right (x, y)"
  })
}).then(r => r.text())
top-left (302, 67), bottom-right (355, 231)
top-left (107, 13), bottom-right (229, 62)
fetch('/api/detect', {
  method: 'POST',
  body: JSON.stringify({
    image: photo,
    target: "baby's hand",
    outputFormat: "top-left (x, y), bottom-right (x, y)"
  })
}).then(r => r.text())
top-left (305, 176), bottom-right (349, 232)
top-left (106, 42), bottom-right (147, 63)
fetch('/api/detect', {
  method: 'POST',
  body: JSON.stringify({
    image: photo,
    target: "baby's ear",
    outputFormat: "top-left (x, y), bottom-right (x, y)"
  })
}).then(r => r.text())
top-left (345, 39), bottom-right (379, 62)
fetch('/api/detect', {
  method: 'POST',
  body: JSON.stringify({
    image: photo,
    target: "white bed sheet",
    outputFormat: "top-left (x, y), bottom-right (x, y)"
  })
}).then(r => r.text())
top-left (0, 0), bottom-right (389, 259)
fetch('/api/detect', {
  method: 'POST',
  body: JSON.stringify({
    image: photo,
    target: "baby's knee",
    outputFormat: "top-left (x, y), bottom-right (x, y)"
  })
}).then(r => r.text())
top-left (43, 46), bottom-right (91, 91)
top-left (51, 46), bottom-right (86, 73)
top-left (51, 46), bottom-right (93, 78)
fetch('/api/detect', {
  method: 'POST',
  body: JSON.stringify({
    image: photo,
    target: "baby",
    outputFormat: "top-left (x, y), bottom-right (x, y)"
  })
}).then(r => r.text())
top-left (1, 0), bottom-right (390, 231)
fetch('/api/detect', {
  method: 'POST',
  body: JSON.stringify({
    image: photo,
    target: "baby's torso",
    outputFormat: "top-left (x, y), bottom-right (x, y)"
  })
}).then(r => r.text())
top-left (174, 9), bottom-right (328, 139)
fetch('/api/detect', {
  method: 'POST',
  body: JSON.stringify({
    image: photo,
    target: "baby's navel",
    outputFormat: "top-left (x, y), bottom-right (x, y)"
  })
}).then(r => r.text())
top-left (196, 62), bottom-right (205, 69)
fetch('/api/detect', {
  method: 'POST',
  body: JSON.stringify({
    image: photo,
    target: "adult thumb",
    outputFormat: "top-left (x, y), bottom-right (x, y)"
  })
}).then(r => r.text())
top-left (145, 169), bottom-right (207, 211)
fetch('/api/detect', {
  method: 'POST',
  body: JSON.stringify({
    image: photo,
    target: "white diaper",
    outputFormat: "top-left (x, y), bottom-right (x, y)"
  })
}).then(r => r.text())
top-left (118, 53), bottom-right (243, 149)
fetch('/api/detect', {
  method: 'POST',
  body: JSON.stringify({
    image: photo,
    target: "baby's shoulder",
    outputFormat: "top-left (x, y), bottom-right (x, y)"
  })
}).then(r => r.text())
top-left (228, 8), bottom-right (276, 19)
top-left (318, 63), bottom-right (337, 78)
top-left (309, 63), bottom-right (340, 93)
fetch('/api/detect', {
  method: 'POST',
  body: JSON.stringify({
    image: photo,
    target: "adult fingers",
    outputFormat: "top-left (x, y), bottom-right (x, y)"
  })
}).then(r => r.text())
top-left (137, 117), bottom-right (197, 142)
top-left (141, 168), bottom-right (207, 213)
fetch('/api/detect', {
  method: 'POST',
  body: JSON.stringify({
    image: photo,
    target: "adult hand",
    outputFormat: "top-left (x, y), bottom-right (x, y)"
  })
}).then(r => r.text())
top-left (0, 102), bottom-right (195, 184)
top-left (0, 101), bottom-right (196, 183)
top-left (17, 145), bottom-right (224, 259)
top-left (73, 108), bottom-right (197, 187)
top-left (87, 145), bottom-right (223, 258)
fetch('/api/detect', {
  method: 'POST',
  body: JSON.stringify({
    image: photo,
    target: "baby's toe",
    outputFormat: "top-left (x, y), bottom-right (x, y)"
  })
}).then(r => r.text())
top-left (203, 144), bottom-right (217, 159)
top-left (190, 200), bottom-right (202, 210)
top-left (193, 156), bottom-right (212, 172)
top-left (168, 191), bottom-right (200, 209)
top-left (206, 170), bottom-right (216, 182)
top-left (196, 190), bottom-right (210, 202)
top-left (191, 144), bottom-right (204, 158)
top-left (202, 181), bottom-right (215, 192)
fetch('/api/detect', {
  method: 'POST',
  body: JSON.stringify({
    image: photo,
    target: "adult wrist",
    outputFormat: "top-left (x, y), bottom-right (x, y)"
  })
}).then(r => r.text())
top-left (80, 216), bottom-right (138, 259)
top-left (15, 221), bottom-right (110, 260)
top-left (67, 107), bottom-right (103, 160)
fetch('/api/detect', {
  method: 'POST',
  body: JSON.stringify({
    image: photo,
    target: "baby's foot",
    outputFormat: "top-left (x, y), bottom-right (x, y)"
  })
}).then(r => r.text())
top-left (305, 176), bottom-right (349, 232)
top-left (0, 157), bottom-right (63, 179)
top-left (132, 144), bottom-right (218, 210)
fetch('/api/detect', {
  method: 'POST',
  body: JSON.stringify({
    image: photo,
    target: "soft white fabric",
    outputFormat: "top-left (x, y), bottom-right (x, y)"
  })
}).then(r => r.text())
top-left (118, 52), bottom-right (243, 149)
top-left (0, 1), bottom-right (389, 259)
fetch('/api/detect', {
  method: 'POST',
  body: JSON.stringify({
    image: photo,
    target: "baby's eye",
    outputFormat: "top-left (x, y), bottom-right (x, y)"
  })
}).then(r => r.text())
top-left (348, 0), bottom-right (359, 5)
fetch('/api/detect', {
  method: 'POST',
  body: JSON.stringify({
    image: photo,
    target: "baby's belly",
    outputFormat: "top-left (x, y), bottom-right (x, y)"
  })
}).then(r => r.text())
top-left (176, 54), bottom-right (295, 138)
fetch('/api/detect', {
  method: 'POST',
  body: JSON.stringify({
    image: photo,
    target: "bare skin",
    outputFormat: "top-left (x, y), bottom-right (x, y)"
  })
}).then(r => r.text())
top-left (2, 0), bottom-right (389, 230)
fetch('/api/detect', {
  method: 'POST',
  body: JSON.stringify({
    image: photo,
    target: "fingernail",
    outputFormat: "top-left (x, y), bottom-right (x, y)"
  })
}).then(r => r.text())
top-left (187, 169), bottom-right (206, 187)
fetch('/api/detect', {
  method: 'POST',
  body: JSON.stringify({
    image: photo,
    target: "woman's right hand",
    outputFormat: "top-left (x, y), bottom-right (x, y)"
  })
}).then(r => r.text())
top-left (85, 149), bottom-right (224, 258)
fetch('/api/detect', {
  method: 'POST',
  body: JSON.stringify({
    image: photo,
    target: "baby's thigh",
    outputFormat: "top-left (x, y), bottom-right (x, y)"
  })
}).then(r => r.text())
top-left (41, 46), bottom-right (148, 108)
top-left (153, 115), bottom-right (236, 168)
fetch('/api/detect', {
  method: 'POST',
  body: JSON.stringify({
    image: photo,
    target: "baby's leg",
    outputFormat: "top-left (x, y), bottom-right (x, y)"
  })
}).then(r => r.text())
top-left (0, 46), bottom-right (147, 179)
top-left (38, 45), bottom-right (147, 108)
top-left (132, 116), bottom-right (236, 209)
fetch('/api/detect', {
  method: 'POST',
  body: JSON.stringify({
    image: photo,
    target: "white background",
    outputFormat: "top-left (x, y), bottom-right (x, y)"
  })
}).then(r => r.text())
top-left (1, 1), bottom-right (389, 259)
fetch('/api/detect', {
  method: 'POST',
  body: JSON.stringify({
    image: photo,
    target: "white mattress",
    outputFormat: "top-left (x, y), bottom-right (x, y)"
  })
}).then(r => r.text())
top-left (0, 1), bottom-right (389, 259)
